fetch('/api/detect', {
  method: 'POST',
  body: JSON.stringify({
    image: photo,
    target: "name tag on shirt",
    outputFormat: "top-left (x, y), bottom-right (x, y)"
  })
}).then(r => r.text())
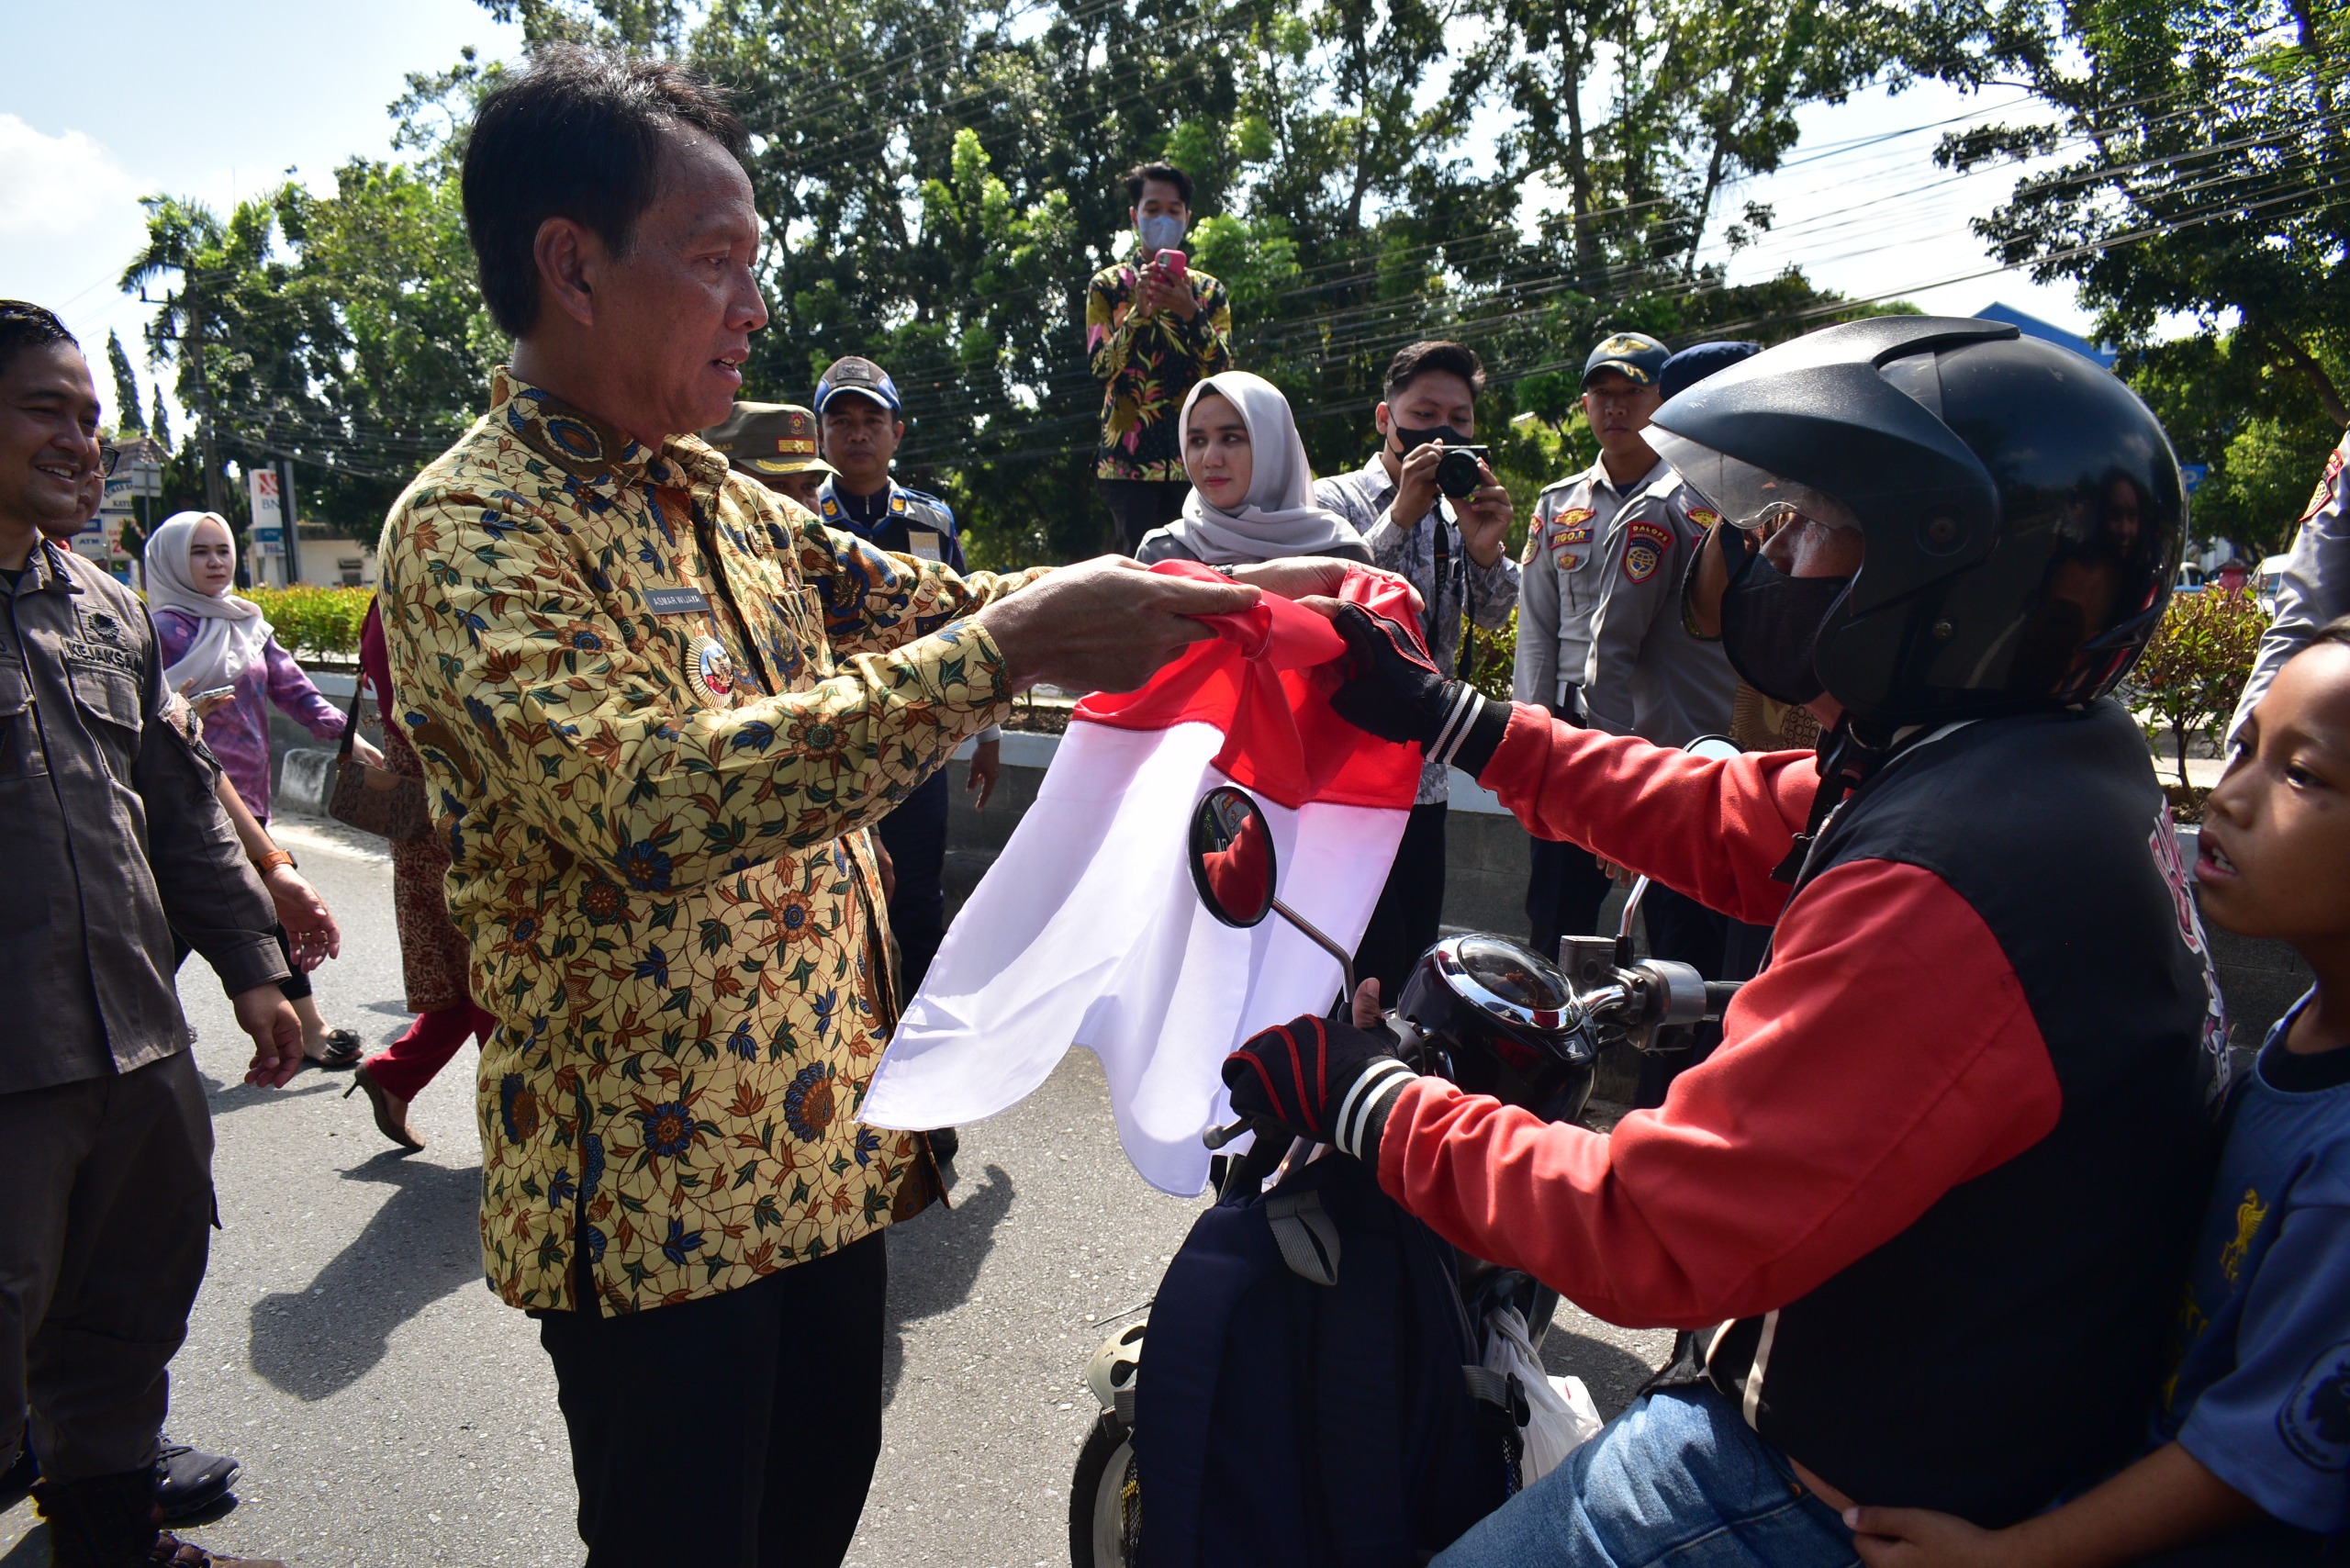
top-left (906, 531), bottom-right (944, 563)
top-left (643, 586), bottom-right (712, 616)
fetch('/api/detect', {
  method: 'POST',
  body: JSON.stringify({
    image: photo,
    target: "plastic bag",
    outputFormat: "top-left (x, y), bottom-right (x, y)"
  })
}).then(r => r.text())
top-left (1481, 1305), bottom-right (1606, 1484)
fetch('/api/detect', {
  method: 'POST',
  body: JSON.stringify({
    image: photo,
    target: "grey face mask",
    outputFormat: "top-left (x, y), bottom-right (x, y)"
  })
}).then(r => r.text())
top-left (1137, 213), bottom-right (1186, 253)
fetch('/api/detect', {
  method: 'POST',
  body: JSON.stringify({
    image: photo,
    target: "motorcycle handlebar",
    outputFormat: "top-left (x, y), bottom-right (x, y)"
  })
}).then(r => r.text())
top-left (1703, 980), bottom-right (1742, 1019)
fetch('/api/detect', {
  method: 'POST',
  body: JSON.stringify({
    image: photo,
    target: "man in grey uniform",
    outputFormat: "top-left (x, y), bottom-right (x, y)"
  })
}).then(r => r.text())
top-left (0, 301), bottom-right (299, 1568)
top-left (1513, 331), bottom-right (1671, 957)
top-left (2230, 426), bottom-right (2350, 736)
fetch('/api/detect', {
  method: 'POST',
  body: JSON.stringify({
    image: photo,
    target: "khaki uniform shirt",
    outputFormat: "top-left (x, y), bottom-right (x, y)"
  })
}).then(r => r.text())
top-left (1582, 469), bottom-right (1738, 747)
top-left (1, 541), bottom-right (285, 1095)
top-left (1513, 457), bottom-right (1670, 712)
top-left (378, 371), bottom-right (1039, 1314)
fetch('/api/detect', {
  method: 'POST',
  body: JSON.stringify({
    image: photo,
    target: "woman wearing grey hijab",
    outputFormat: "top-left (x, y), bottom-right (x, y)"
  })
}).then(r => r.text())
top-left (1137, 371), bottom-right (1371, 566)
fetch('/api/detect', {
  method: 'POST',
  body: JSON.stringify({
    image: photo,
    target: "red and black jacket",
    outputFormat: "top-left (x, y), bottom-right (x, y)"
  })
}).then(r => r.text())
top-left (1378, 700), bottom-right (2224, 1524)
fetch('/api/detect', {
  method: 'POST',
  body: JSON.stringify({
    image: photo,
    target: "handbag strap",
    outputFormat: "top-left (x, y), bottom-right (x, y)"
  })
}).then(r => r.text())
top-left (336, 674), bottom-right (366, 761)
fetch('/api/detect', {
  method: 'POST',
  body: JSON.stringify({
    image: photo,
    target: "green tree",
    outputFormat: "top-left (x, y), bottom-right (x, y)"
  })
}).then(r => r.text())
top-left (1945, 0), bottom-right (2348, 466)
top-left (105, 330), bottom-right (146, 434)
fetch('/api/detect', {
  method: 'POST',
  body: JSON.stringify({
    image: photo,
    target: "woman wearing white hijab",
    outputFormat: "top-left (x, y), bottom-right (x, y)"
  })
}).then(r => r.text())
top-left (145, 510), bottom-right (380, 1069)
top-left (1136, 371), bottom-right (1372, 566)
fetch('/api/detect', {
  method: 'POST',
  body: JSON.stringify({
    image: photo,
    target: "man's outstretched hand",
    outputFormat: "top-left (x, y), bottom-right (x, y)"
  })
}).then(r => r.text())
top-left (978, 555), bottom-right (1258, 694)
top-left (1222, 1012), bottom-right (1416, 1162)
top-left (232, 983), bottom-right (307, 1088)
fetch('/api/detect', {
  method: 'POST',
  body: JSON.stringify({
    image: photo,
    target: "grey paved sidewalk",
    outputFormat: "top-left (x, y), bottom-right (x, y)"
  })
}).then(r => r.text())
top-left (1, 816), bottom-right (1668, 1567)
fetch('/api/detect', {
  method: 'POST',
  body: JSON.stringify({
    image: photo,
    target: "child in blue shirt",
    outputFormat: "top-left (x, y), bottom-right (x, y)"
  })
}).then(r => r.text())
top-left (1847, 618), bottom-right (2350, 1564)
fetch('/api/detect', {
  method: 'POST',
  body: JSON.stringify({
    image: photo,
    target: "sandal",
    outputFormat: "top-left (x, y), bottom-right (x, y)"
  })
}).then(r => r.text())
top-left (343, 1064), bottom-right (424, 1151)
top-left (304, 1028), bottom-right (363, 1071)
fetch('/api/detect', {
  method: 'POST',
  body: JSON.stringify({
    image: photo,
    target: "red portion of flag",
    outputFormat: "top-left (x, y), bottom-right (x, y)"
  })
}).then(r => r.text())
top-left (1075, 562), bottom-right (1426, 811)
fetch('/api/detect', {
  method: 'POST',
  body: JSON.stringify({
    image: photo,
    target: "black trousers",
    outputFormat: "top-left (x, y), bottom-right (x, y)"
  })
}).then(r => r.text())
top-left (1522, 695), bottom-right (1613, 961)
top-left (1525, 835), bottom-right (1614, 961)
top-left (1632, 883), bottom-right (1730, 1109)
top-left (876, 770), bottom-right (950, 997)
top-left (1354, 801), bottom-right (1449, 1007)
top-left (536, 1232), bottom-right (889, 1568)
top-left (0, 1051), bottom-right (213, 1483)
top-left (1097, 478), bottom-right (1189, 555)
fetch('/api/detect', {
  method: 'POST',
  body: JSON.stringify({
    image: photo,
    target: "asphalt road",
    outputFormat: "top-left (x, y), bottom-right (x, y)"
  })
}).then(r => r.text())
top-left (0, 812), bottom-right (1670, 1568)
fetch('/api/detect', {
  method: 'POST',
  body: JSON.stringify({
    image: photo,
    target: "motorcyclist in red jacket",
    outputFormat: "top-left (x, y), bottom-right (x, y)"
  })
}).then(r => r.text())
top-left (1225, 317), bottom-right (2229, 1565)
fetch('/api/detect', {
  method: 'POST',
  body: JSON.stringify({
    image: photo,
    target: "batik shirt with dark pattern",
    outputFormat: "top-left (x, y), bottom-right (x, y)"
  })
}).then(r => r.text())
top-left (1087, 250), bottom-right (1233, 482)
top-left (377, 369), bottom-right (1042, 1314)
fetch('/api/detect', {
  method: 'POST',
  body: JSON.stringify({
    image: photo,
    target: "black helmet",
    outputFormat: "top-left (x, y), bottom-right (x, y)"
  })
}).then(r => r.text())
top-left (1395, 935), bottom-right (1595, 1124)
top-left (1647, 316), bottom-right (2186, 729)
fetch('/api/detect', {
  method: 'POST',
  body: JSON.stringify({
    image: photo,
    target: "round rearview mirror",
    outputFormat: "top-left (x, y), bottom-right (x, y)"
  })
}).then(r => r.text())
top-left (1684, 734), bottom-right (1742, 764)
top-left (1189, 785), bottom-right (1277, 928)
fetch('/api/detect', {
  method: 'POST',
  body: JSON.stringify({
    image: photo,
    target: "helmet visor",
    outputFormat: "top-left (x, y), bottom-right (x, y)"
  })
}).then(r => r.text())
top-left (1648, 429), bottom-right (1861, 536)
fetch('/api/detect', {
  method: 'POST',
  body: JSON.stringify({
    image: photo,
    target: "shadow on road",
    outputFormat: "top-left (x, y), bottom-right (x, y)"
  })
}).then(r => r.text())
top-left (1542, 1328), bottom-right (1664, 1420)
top-left (247, 1153), bottom-right (483, 1401)
top-left (880, 1161), bottom-right (1015, 1407)
top-left (0, 1527), bottom-right (41, 1567)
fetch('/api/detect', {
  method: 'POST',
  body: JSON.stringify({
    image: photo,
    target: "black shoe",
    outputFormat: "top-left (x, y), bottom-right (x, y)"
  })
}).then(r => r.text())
top-left (156, 1439), bottom-right (240, 1522)
top-left (925, 1126), bottom-right (959, 1164)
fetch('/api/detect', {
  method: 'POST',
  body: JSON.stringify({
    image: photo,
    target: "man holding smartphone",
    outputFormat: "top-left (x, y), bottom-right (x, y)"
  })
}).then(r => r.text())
top-left (1086, 162), bottom-right (1234, 554)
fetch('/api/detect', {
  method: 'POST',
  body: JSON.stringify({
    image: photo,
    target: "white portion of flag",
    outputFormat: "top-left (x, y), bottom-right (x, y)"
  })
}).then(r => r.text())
top-left (861, 719), bottom-right (1407, 1195)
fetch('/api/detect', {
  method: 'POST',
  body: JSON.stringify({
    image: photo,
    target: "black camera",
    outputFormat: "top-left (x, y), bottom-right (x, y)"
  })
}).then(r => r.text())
top-left (1433, 444), bottom-right (1492, 499)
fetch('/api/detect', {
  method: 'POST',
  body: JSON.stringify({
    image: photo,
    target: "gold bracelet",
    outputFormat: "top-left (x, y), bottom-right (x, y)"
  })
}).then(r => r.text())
top-left (253, 849), bottom-right (296, 875)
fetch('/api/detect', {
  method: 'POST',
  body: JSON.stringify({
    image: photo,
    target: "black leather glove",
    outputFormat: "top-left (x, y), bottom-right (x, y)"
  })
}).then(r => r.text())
top-left (1222, 1014), bottom-right (1419, 1162)
top-left (1327, 604), bottom-right (1509, 777)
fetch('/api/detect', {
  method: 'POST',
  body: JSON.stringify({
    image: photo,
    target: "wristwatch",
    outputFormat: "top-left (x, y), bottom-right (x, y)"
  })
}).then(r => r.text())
top-left (253, 849), bottom-right (297, 875)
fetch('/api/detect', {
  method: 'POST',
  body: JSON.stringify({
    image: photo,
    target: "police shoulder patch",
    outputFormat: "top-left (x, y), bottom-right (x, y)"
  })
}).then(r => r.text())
top-left (2303, 444), bottom-right (2344, 523)
top-left (1622, 519), bottom-right (1673, 583)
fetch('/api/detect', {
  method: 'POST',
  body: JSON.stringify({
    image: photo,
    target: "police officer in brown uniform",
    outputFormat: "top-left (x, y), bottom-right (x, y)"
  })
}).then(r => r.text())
top-left (0, 301), bottom-right (303, 1568)
top-left (699, 399), bottom-right (836, 510)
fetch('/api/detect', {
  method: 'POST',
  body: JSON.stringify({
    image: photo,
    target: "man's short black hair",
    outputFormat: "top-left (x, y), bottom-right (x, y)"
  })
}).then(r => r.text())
top-left (0, 301), bottom-right (78, 382)
top-left (1383, 340), bottom-right (1485, 401)
top-left (463, 44), bottom-right (750, 337)
top-left (1125, 162), bottom-right (1194, 207)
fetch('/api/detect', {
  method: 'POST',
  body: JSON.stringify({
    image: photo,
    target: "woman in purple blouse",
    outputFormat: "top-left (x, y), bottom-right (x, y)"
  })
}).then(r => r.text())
top-left (146, 510), bottom-right (383, 1068)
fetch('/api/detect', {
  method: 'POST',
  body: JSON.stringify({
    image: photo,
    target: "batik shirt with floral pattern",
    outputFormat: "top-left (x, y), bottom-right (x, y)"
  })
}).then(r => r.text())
top-left (1087, 250), bottom-right (1233, 482)
top-left (377, 369), bottom-right (1040, 1314)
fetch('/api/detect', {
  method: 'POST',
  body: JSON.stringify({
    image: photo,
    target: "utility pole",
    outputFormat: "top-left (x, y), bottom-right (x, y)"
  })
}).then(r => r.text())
top-left (277, 456), bottom-right (302, 584)
top-left (173, 288), bottom-right (226, 516)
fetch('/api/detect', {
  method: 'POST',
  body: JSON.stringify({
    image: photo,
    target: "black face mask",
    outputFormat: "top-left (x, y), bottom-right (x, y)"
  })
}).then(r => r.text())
top-left (1391, 422), bottom-right (1465, 455)
top-left (1718, 527), bottom-right (1855, 707)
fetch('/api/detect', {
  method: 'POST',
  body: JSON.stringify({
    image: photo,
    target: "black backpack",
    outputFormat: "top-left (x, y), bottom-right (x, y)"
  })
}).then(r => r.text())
top-left (1135, 1148), bottom-right (1516, 1566)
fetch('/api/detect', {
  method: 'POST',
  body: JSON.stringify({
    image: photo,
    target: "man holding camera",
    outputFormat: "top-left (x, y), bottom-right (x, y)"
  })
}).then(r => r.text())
top-left (1088, 162), bottom-right (1233, 554)
top-left (1315, 340), bottom-right (1517, 1001)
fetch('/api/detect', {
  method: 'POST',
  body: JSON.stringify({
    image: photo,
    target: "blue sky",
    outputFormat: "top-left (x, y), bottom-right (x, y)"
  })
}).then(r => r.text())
top-left (3, 0), bottom-right (2096, 435)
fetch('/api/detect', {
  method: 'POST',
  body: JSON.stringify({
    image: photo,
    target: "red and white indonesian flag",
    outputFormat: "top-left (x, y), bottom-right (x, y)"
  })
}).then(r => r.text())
top-left (862, 564), bottom-right (1425, 1195)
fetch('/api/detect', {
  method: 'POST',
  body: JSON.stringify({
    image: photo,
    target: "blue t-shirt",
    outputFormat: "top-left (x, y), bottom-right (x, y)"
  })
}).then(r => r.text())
top-left (2156, 989), bottom-right (2350, 1535)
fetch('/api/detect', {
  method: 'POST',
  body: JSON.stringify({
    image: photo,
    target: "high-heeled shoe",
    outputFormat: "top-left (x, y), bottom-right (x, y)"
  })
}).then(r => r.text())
top-left (343, 1063), bottom-right (423, 1152)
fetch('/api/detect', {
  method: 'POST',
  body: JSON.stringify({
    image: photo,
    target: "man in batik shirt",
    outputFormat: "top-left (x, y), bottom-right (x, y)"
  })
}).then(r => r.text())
top-left (378, 48), bottom-right (1257, 1567)
top-left (1087, 161), bottom-right (1234, 554)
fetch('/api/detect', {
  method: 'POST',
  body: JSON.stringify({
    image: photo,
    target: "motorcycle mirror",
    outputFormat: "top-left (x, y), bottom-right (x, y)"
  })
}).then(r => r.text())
top-left (1189, 785), bottom-right (1278, 928)
top-left (1185, 784), bottom-right (1360, 1001)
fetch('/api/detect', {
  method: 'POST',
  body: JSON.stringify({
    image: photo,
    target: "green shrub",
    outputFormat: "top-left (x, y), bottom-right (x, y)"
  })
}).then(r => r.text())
top-left (2127, 587), bottom-right (2268, 785)
top-left (244, 585), bottom-right (374, 660)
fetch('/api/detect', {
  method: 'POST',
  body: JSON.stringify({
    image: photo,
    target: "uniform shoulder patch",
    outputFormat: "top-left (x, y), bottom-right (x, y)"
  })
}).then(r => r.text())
top-left (2303, 443), bottom-right (2344, 523)
top-left (1622, 519), bottom-right (1673, 583)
